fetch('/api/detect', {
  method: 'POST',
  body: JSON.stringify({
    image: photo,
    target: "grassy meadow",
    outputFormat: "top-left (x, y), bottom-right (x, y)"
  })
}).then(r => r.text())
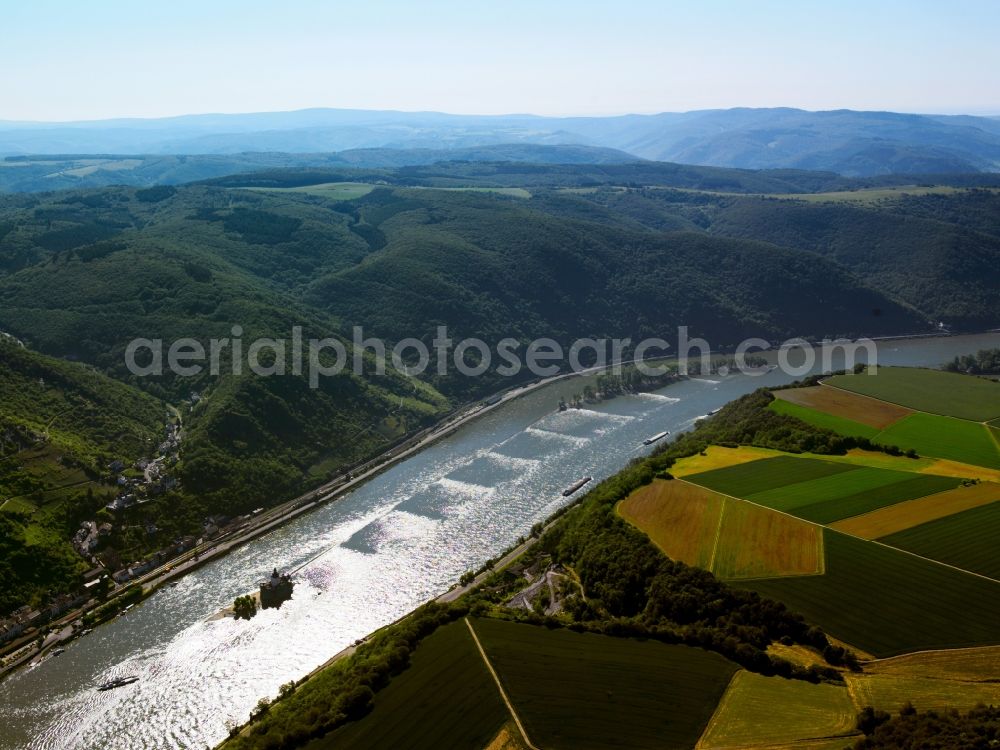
top-left (874, 413), bottom-right (1000, 469)
top-left (846, 673), bottom-right (1000, 714)
top-left (698, 670), bottom-right (857, 749)
top-left (766, 185), bottom-right (993, 205)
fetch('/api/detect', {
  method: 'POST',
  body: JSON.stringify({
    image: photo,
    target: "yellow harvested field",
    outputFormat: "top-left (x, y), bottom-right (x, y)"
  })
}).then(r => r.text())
top-left (812, 449), bottom-right (933, 471)
top-left (775, 385), bottom-right (912, 428)
top-left (710, 740), bottom-right (863, 750)
top-left (766, 643), bottom-right (829, 671)
top-left (671, 446), bottom-right (783, 476)
top-left (920, 457), bottom-right (1000, 483)
top-left (831, 482), bottom-right (1000, 538)
top-left (484, 723), bottom-right (529, 750)
top-left (698, 670), bottom-right (857, 749)
top-left (673, 444), bottom-right (962, 476)
top-left (617, 480), bottom-right (723, 568)
top-left (619, 479), bottom-right (823, 579)
top-left (812, 449), bottom-right (994, 480)
top-left (863, 645), bottom-right (1000, 682)
top-left (711, 497), bottom-right (824, 580)
top-left (737, 740), bottom-right (863, 750)
top-left (847, 645), bottom-right (1000, 713)
top-left (846, 673), bottom-right (1000, 713)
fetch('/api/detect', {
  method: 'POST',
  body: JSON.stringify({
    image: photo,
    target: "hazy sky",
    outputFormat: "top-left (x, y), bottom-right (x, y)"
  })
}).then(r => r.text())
top-left (4, 0), bottom-right (999, 121)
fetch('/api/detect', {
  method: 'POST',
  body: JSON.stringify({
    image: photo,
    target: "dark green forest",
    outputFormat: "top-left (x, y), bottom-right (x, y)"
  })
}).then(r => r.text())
top-left (854, 704), bottom-right (1000, 749)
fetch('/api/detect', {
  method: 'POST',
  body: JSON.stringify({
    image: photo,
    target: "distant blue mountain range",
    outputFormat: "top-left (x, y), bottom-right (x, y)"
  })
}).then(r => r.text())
top-left (2, 107), bottom-right (999, 176)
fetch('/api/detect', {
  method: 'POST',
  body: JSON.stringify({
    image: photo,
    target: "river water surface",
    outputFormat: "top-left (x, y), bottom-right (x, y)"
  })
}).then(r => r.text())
top-left (2, 333), bottom-right (998, 750)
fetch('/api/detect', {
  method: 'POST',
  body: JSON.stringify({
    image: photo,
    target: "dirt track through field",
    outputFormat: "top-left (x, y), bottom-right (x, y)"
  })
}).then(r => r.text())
top-left (465, 618), bottom-right (540, 750)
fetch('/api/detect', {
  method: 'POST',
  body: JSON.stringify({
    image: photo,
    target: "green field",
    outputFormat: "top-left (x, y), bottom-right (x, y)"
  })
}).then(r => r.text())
top-left (472, 618), bottom-right (737, 750)
top-left (880, 502), bottom-right (1000, 581)
top-left (874, 413), bottom-right (1000, 469)
top-left (738, 530), bottom-right (1000, 657)
top-left (746, 469), bottom-right (960, 524)
top-left (430, 186), bottom-right (532, 198)
top-left (826, 367), bottom-right (1000, 422)
top-left (246, 182), bottom-right (376, 200)
top-left (699, 670), bottom-right (857, 748)
top-left (686, 456), bottom-right (859, 497)
top-left (314, 621), bottom-right (508, 750)
top-left (769, 398), bottom-right (880, 439)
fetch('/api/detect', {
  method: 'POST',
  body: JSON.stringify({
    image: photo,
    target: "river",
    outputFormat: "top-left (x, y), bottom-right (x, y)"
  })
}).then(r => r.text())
top-left (1, 333), bottom-right (997, 750)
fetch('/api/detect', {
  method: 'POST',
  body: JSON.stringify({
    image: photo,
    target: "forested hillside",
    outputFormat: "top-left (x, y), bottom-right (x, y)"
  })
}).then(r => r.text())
top-left (0, 340), bottom-right (164, 612)
top-left (2, 161), bottom-right (999, 614)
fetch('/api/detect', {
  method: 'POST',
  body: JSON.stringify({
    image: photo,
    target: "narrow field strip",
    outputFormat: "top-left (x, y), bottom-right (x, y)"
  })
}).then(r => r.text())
top-left (845, 672), bottom-right (1000, 713)
top-left (744, 468), bottom-right (957, 520)
top-left (686, 456), bottom-right (861, 497)
top-left (863, 644), bottom-right (1000, 681)
top-left (670, 445), bottom-right (782, 476)
top-left (831, 482), bottom-right (1000, 538)
top-left (789, 474), bottom-right (962, 524)
top-left (707, 498), bottom-right (727, 573)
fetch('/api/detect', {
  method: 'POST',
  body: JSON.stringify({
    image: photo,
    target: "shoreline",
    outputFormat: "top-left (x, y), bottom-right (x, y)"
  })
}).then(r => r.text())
top-left (3, 328), bottom-right (997, 681)
top-left (0, 355), bottom-right (673, 681)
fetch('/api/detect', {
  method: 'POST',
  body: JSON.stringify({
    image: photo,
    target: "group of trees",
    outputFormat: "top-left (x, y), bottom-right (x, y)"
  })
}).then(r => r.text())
top-left (591, 364), bottom-right (680, 399)
top-left (854, 703), bottom-right (1000, 748)
top-left (945, 348), bottom-right (1000, 375)
top-left (233, 595), bottom-right (257, 620)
